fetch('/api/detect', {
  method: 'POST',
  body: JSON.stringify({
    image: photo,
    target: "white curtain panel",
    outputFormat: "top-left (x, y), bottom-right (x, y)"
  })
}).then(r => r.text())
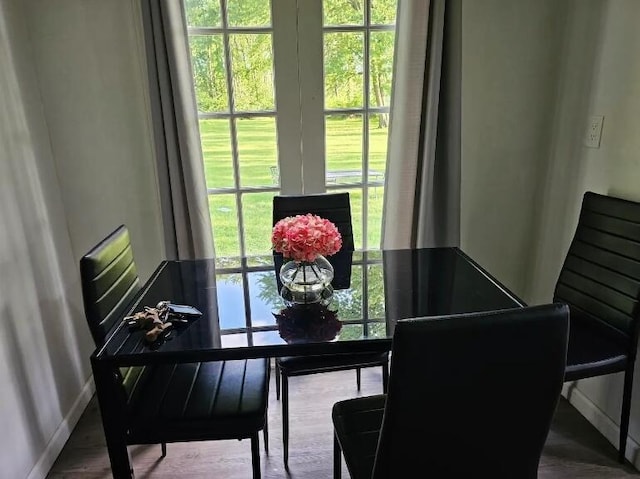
top-left (382, 0), bottom-right (461, 249)
top-left (140, 0), bottom-right (214, 260)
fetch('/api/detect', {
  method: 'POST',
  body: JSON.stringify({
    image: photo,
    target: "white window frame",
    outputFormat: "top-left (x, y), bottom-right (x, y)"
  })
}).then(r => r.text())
top-left (186, 0), bottom-right (395, 256)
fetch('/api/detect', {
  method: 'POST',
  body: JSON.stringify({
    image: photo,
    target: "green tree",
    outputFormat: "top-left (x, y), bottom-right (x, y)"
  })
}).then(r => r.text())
top-left (322, 0), bottom-right (397, 127)
top-left (230, 34), bottom-right (274, 112)
top-left (369, 31), bottom-right (394, 127)
top-left (186, 0), bottom-right (396, 120)
top-left (186, 0), bottom-right (273, 113)
top-left (189, 35), bottom-right (227, 112)
top-left (185, 0), bottom-right (221, 27)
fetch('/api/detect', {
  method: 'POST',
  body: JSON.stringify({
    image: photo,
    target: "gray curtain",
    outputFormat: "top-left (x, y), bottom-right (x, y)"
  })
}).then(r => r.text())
top-left (381, 0), bottom-right (461, 250)
top-left (141, 0), bottom-right (214, 259)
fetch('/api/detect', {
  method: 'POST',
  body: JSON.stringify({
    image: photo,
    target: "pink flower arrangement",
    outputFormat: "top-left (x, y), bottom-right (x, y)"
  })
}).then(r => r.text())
top-left (272, 214), bottom-right (342, 262)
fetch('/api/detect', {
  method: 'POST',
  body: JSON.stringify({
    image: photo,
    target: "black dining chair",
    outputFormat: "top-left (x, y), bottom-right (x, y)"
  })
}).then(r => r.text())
top-left (332, 303), bottom-right (569, 479)
top-left (80, 225), bottom-right (269, 479)
top-left (272, 193), bottom-right (389, 468)
top-left (554, 191), bottom-right (640, 463)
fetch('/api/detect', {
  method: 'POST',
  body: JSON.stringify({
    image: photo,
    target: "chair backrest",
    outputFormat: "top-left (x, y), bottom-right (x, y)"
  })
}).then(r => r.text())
top-left (272, 193), bottom-right (354, 251)
top-left (80, 225), bottom-right (141, 346)
top-left (554, 192), bottom-right (640, 352)
top-left (372, 303), bottom-right (569, 479)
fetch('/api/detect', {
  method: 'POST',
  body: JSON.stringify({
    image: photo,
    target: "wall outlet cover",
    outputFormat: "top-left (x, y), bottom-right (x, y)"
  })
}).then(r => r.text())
top-left (584, 115), bottom-right (604, 148)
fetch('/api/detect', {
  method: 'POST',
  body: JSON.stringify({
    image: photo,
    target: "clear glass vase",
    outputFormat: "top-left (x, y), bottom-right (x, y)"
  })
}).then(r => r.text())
top-left (279, 255), bottom-right (334, 305)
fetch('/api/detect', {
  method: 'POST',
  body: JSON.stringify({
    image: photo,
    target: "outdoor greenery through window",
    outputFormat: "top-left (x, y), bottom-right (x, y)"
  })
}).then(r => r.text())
top-left (184, 0), bottom-right (397, 259)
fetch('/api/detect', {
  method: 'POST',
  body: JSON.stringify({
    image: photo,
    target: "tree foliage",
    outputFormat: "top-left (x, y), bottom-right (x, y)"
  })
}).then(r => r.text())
top-left (254, 261), bottom-right (386, 341)
top-left (323, 0), bottom-right (396, 125)
top-left (185, 0), bottom-right (221, 27)
top-left (185, 0), bottom-right (396, 119)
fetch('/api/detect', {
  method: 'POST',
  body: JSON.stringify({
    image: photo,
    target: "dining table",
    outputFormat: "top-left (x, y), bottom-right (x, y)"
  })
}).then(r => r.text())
top-left (91, 246), bottom-right (525, 477)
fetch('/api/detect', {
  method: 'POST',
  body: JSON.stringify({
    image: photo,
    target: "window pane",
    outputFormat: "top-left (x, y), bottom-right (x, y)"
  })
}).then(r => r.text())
top-left (369, 31), bottom-right (395, 108)
top-left (324, 32), bottom-right (364, 109)
top-left (371, 0), bottom-right (397, 25)
top-left (200, 119), bottom-right (233, 189)
top-left (246, 255), bottom-right (275, 268)
top-left (368, 322), bottom-right (387, 338)
top-left (216, 273), bottom-right (246, 329)
top-left (221, 333), bottom-right (248, 347)
top-left (323, 0), bottom-right (363, 26)
top-left (367, 263), bottom-right (384, 317)
top-left (241, 192), bottom-right (277, 256)
top-left (367, 186), bottom-right (383, 249)
top-left (236, 117), bottom-right (278, 188)
top-left (188, 35), bottom-right (229, 113)
top-left (230, 34), bottom-right (275, 111)
top-left (185, 0), bottom-right (221, 27)
top-left (333, 264), bottom-right (363, 319)
top-left (215, 256), bottom-right (241, 269)
top-left (326, 114), bottom-right (363, 186)
top-left (364, 250), bottom-right (382, 260)
top-left (248, 271), bottom-right (283, 325)
top-left (339, 324), bottom-right (365, 340)
top-left (254, 331), bottom-right (284, 345)
top-left (227, 0), bottom-right (271, 27)
top-left (334, 188), bottom-right (363, 249)
top-left (368, 113), bottom-right (388, 176)
top-left (209, 194), bottom-right (240, 257)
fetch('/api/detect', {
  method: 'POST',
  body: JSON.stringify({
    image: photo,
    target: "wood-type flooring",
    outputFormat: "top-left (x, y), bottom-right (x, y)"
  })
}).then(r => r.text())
top-left (47, 368), bottom-right (640, 478)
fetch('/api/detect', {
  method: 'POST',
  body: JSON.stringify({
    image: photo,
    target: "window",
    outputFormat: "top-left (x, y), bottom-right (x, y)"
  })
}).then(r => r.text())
top-left (185, 0), bottom-right (397, 257)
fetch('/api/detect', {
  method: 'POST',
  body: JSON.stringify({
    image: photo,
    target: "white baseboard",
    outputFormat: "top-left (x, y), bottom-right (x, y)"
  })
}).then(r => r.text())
top-left (562, 383), bottom-right (640, 469)
top-left (26, 376), bottom-right (95, 479)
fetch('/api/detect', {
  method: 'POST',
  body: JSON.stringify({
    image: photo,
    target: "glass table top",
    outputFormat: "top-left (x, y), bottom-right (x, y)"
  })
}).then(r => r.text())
top-left (95, 247), bottom-right (524, 363)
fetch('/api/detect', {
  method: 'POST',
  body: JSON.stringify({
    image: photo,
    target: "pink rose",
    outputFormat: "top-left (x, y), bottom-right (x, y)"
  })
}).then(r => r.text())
top-left (271, 214), bottom-right (343, 262)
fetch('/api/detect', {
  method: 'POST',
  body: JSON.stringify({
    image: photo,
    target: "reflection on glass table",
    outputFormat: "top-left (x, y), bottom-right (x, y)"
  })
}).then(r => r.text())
top-left (273, 303), bottom-right (343, 344)
top-left (222, 251), bottom-right (377, 346)
top-left (96, 248), bottom-right (525, 359)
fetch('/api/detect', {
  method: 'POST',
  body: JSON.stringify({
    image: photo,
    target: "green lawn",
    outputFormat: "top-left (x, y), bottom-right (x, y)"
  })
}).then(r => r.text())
top-left (199, 117), bottom-right (388, 256)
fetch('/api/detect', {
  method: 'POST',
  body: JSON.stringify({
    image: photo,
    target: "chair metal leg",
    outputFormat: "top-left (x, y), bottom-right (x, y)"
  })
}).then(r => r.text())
top-left (161, 442), bottom-right (167, 458)
top-left (263, 414), bottom-right (269, 455)
top-left (382, 362), bottom-right (389, 393)
top-left (275, 363), bottom-right (281, 401)
top-left (251, 433), bottom-right (261, 479)
top-left (264, 359), bottom-right (270, 455)
top-left (333, 433), bottom-right (342, 479)
top-left (619, 367), bottom-right (635, 463)
top-left (282, 374), bottom-right (289, 469)
top-left (356, 367), bottom-right (361, 391)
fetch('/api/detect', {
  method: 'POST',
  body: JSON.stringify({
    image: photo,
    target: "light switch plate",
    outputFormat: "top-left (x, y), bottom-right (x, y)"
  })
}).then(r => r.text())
top-left (584, 115), bottom-right (604, 148)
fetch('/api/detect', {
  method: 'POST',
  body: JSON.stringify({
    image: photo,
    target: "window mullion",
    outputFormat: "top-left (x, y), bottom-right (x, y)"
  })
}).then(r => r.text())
top-left (362, 0), bottom-right (371, 250)
top-left (297, 0), bottom-right (326, 194)
top-left (219, 0), bottom-right (247, 257)
top-left (272, 0), bottom-right (303, 195)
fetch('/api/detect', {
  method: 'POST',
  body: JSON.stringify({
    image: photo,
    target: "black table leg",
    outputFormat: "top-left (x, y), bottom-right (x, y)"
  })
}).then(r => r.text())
top-left (91, 357), bottom-right (134, 479)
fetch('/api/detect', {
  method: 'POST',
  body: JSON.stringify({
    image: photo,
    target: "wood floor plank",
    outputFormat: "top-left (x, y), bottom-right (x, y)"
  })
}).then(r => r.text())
top-left (47, 368), bottom-right (639, 478)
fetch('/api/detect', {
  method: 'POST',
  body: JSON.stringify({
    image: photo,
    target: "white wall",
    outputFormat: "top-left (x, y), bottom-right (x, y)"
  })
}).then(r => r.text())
top-left (461, 0), bottom-right (567, 296)
top-left (462, 0), bottom-right (640, 466)
top-left (527, 0), bottom-right (640, 466)
top-left (24, 0), bottom-right (164, 279)
top-left (0, 3), bottom-right (86, 478)
top-left (0, 0), bottom-right (163, 477)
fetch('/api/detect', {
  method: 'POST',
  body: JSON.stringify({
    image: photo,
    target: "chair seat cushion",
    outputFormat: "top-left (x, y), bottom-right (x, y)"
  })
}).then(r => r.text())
top-left (565, 317), bottom-right (628, 382)
top-left (332, 394), bottom-right (386, 479)
top-left (277, 352), bottom-right (388, 376)
top-left (128, 359), bottom-right (268, 443)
